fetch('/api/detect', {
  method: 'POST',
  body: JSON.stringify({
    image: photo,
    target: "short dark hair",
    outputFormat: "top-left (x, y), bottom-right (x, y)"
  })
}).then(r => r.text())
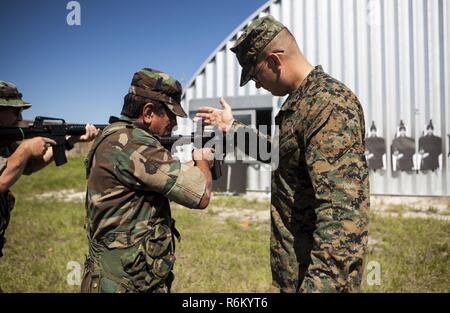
top-left (121, 94), bottom-right (166, 118)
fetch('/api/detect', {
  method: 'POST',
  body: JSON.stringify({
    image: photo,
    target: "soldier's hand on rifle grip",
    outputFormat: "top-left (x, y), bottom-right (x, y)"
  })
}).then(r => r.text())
top-left (22, 137), bottom-right (56, 159)
top-left (192, 148), bottom-right (215, 169)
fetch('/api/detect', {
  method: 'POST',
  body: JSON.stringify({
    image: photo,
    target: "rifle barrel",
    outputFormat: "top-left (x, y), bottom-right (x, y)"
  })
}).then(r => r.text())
top-left (64, 124), bottom-right (107, 136)
top-left (0, 124), bottom-right (107, 144)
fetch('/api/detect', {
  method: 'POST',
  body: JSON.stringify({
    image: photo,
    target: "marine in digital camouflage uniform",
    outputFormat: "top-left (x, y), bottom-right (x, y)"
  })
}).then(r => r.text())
top-left (198, 16), bottom-right (369, 292)
top-left (81, 68), bottom-right (213, 293)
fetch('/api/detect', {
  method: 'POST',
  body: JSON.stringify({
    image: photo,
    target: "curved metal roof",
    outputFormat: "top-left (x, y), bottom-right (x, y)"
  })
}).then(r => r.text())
top-left (182, 0), bottom-right (275, 97)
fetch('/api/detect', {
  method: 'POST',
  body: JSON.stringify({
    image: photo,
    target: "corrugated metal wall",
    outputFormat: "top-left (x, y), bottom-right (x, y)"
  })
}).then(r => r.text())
top-left (180, 0), bottom-right (450, 196)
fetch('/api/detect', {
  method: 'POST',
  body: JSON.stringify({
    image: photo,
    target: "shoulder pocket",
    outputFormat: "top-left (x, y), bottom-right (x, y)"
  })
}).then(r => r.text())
top-left (313, 127), bottom-right (356, 164)
top-left (304, 105), bottom-right (334, 145)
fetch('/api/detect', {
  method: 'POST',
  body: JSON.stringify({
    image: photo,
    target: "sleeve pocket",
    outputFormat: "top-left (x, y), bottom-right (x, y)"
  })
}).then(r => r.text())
top-left (316, 131), bottom-right (355, 164)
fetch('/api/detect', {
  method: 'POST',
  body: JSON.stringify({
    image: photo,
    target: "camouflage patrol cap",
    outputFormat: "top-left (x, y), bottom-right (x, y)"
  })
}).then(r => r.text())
top-left (0, 81), bottom-right (31, 109)
top-left (127, 68), bottom-right (187, 118)
top-left (230, 15), bottom-right (285, 87)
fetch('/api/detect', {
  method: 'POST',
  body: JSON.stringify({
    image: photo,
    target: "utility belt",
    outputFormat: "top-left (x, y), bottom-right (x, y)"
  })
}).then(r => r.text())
top-left (81, 218), bottom-right (180, 293)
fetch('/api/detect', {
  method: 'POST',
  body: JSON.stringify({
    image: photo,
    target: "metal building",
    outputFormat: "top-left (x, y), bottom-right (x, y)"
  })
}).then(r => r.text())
top-left (179, 0), bottom-right (450, 196)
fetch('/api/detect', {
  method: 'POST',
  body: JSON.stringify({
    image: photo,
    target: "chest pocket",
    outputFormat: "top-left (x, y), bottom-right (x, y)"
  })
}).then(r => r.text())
top-left (279, 131), bottom-right (298, 157)
top-left (276, 109), bottom-right (299, 154)
top-left (277, 128), bottom-right (301, 175)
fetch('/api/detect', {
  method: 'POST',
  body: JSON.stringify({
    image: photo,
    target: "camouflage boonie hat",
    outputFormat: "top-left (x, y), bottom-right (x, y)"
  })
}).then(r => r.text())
top-left (231, 15), bottom-right (285, 87)
top-left (127, 68), bottom-right (187, 118)
top-left (0, 81), bottom-right (31, 108)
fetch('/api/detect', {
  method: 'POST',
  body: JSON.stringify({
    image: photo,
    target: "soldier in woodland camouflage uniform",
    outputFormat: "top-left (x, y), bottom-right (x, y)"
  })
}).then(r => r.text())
top-left (197, 16), bottom-right (369, 292)
top-left (0, 81), bottom-right (38, 262)
top-left (0, 81), bottom-right (97, 288)
top-left (81, 68), bottom-right (213, 293)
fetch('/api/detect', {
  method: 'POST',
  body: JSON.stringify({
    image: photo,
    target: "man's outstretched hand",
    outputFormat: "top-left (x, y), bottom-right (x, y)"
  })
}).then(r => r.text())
top-left (66, 124), bottom-right (100, 146)
top-left (196, 97), bottom-right (235, 133)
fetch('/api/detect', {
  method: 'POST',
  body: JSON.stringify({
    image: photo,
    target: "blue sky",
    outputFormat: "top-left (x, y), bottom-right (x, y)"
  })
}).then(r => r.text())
top-left (0, 0), bottom-right (266, 123)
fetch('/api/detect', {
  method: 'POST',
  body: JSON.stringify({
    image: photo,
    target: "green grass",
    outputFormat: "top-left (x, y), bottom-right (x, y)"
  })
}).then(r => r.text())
top-left (208, 195), bottom-right (270, 211)
top-left (384, 205), bottom-right (405, 214)
top-left (0, 198), bottom-right (87, 292)
top-left (12, 156), bottom-right (88, 194)
top-left (0, 156), bottom-right (449, 292)
top-left (171, 204), bottom-right (274, 292)
top-left (362, 213), bottom-right (450, 292)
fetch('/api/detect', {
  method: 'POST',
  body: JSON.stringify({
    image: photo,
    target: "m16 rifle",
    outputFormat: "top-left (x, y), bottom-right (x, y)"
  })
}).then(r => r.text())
top-left (0, 116), bottom-right (107, 166)
top-left (157, 122), bottom-right (232, 180)
top-left (0, 116), bottom-right (231, 179)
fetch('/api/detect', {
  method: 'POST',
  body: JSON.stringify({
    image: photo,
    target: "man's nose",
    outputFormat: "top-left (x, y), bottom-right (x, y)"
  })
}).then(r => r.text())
top-left (17, 112), bottom-right (23, 122)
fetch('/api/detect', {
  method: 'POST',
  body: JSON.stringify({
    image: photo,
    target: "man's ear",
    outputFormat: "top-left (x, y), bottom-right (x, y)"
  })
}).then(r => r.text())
top-left (142, 103), bottom-right (154, 124)
top-left (267, 52), bottom-right (282, 70)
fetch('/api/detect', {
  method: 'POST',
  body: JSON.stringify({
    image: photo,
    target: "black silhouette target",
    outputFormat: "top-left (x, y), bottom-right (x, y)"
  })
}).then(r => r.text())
top-left (366, 136), bottom-right (386, 170)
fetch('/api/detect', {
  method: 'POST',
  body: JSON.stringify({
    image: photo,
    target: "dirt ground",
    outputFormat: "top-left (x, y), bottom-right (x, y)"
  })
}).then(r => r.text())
top-left (36, 189), bottom-right (450, 222)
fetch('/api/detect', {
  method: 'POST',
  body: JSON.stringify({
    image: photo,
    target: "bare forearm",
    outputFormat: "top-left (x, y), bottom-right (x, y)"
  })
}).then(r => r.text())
top-left (195, 161), bottom-right (212, 209)
top-left (0, 145), bottom-right (32, 193)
